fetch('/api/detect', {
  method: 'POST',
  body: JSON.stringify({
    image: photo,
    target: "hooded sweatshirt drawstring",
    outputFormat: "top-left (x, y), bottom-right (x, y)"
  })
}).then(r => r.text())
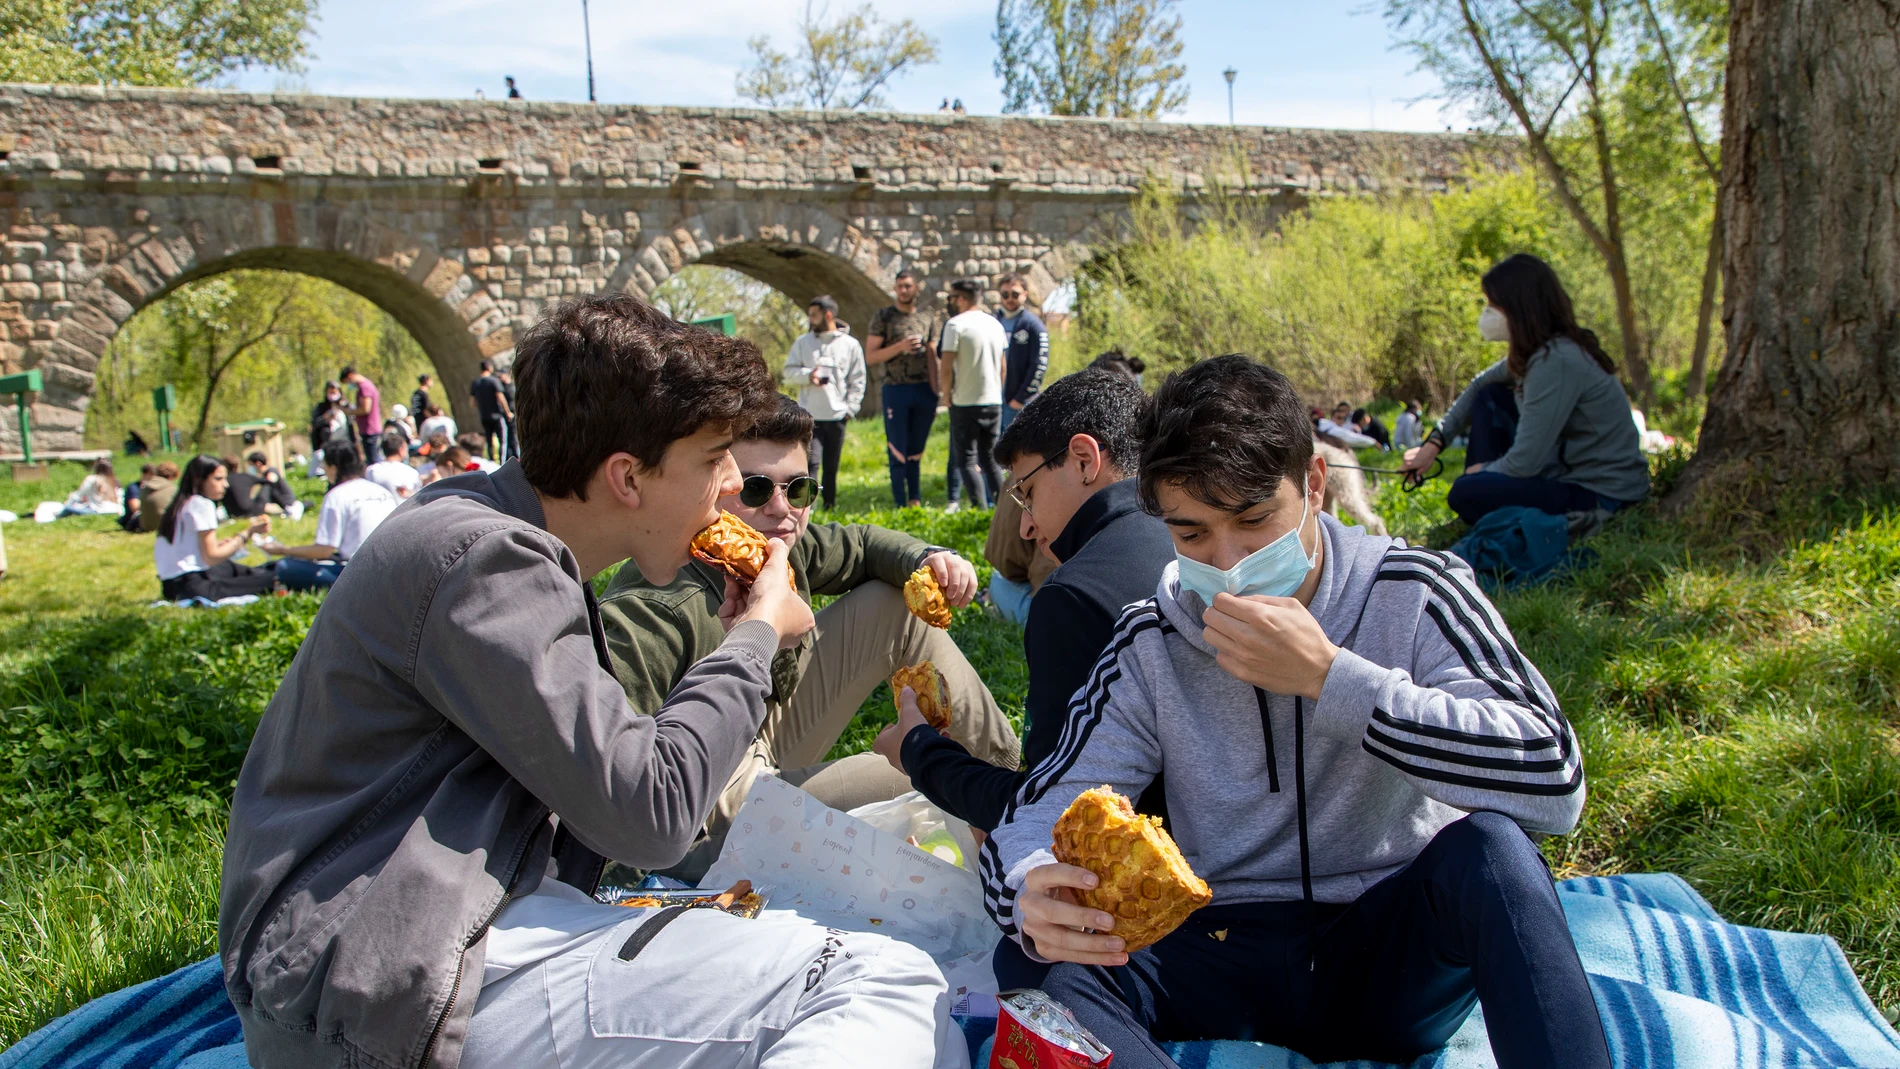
top-left (1258, 687), bottom-right (1317, 970)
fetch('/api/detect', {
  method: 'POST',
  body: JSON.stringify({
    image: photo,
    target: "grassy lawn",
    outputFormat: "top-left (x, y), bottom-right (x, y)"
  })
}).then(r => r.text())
top-left (3, 427), bottom-right (1899, 1046)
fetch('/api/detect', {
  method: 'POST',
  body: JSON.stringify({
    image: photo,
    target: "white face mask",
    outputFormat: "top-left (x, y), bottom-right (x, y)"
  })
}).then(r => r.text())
top-left (1479, 305), bottom-right (1511, 343)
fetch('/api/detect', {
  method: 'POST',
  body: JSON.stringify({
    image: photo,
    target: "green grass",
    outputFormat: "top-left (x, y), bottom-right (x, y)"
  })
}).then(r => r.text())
top-left (4, 428), bottom-right (1900, 1047)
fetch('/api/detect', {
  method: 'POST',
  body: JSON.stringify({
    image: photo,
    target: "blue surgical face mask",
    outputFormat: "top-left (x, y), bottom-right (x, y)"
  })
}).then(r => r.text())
top-left (1174, 496), bottom-right (1319, 609)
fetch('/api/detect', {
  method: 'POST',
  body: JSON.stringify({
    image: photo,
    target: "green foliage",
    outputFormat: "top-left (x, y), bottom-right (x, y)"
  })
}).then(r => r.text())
top-left (0, 0), bottom-right (315, 87)
top-left (649, 266), bottom-right (808, 376)
top-left (736, 1), bottom-right (938, 111)
top-left (993, 0), bottom-right (1187, 119)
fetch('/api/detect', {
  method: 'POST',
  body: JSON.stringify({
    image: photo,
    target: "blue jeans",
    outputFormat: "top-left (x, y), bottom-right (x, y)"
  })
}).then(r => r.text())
top-left (277, 557), bottom-right (345, 591)
top-left (881, 382), bottom-right (937, 507)
top-left (987, 571), bottom-right (1033, 626)
top-left (1000, 402), bottom-right (1022, 433)
top-left (1041, 813), bottom-right (1610, 1069)
top-left (1449, 382), bottom-right (1621, 524)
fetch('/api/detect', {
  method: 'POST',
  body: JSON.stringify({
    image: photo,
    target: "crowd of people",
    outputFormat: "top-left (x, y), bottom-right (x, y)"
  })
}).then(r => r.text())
top-left (203, 251), bottom-right (1649, 1069)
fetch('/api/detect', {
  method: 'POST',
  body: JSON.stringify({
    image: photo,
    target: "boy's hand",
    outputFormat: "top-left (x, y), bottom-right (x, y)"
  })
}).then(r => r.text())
top-left (872, 685), bottom-right (932, 773)
top-left (1201, 592), bottom-right (1339, 700)
top-left (731, 540), bottom-right (814, 649)
top-left (1019, 863), bottom-right (1129, 966)
top-left (922, 550), bottom-right (977, 607)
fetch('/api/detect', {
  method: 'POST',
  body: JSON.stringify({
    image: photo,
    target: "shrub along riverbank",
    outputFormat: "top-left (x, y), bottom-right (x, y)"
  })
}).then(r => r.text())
top-left (3, 429), bottom-right (1897, 1046)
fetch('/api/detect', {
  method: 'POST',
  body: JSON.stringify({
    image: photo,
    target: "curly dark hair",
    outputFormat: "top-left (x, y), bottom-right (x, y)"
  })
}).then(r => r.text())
top-left (1136, 354), bottom-right (1313, 514)
top-left (512, 294), bottom-right (778, 499)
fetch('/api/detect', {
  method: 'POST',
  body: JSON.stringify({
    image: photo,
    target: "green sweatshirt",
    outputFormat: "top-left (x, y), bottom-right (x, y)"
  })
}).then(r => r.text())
top-left (598, 520), bottom-right (939, 715)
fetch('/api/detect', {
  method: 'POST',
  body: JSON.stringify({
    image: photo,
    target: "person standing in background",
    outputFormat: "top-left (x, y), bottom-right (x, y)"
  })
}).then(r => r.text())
top-left (469, 360), bottom-right (512, 461)
top-left (938, 278), bottom-right (1007, 512)
top-left (496, 368), bottom-right (520, 459)
top-left (341, 366), bottom-right (381, 444)
top-left (782, 295), bottom-right (866, 511)
top-left (995, 273), bottom-right (1049, 433)
top-left (865, 270), bottom-right (942, 509)
top-left (410, 373), bottom-right (434, 421)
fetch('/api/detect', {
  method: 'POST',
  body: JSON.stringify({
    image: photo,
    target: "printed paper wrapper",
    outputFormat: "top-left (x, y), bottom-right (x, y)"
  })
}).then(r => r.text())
top-left (700, 773), bottom-right (999, 966)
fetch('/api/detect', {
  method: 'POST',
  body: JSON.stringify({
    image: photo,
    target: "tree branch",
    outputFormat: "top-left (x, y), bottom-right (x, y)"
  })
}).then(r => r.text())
top-left (1637, 0), bottom-right (1719, 181)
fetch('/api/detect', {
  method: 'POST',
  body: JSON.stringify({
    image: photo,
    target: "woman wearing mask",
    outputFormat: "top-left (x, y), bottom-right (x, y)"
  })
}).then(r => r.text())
top-left (154, 455), bottom-right (277, 601)
top-left (1401, 254), bottom-right (1648, 525)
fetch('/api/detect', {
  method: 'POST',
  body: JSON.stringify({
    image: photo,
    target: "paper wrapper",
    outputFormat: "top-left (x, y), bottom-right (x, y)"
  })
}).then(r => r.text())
top-left (992, 989), bottom-right (1114, 1068)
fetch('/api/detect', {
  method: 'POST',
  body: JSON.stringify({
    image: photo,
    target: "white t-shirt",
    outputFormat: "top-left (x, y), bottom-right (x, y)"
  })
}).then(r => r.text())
top-left (470, 457), bottom-right (501, 474)
top-left (313, 477), bottom-right (399, 560)
top-left (154, 495), bottom-right (217, 579)
top-left (940, 309), bottom-right (1007, 407)
top-left (364, 459), bottom-right (421, 498)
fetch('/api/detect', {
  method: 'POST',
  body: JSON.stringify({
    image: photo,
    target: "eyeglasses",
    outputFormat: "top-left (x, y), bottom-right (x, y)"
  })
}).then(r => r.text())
top-left (739, 474), bottom-right (819, 509)
top-left (1006, 456), bottom-right (1053, 513)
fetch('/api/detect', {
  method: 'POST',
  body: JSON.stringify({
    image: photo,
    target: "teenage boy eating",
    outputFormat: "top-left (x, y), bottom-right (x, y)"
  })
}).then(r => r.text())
top-left (599, 393), bottom-right (1020, 879)
top-left (220, 295), bottom-right (969, 1069)
top-left (982, 355), bottom-right (1609, 1069)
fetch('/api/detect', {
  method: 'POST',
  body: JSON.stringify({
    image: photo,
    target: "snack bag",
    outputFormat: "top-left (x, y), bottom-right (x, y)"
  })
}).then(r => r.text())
top-left (991, 990), bottom-right (1113, 1068)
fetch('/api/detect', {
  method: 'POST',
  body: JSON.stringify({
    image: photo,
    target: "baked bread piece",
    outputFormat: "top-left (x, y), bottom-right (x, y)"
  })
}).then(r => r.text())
top-left (890, 661), bottom-right (952, 730)
top-left (691, 511), bottom-right (794, 592)
top-left (903, 565), bottom-right (953, 628)
top-left (1051, 785), bottom-right (1211, 953)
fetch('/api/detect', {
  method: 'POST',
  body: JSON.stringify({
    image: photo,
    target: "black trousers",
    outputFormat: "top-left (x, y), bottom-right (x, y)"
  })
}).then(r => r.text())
top-left (1040, 813), bottom-right (1611, 1069)
top-left (160, 560), bottom-right (278, 602)
top-left (948, 404), bottom-right (1001, 508)
top-left (481, 414), bottom-right (507, 461)
top-left (807, 418), bottom-right (847, 509)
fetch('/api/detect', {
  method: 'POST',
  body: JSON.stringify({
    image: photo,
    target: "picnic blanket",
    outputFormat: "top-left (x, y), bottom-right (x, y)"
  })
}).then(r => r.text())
top-left (5, 875), bottom-right (1897, 1069)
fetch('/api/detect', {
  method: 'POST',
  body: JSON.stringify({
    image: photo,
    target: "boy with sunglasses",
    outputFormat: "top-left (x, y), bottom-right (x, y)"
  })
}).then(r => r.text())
top-left (598, 394), bottom-right (1021, 879)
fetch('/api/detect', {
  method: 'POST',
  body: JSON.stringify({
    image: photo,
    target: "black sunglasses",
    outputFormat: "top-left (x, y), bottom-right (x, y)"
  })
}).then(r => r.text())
top-left (739, 474), bottom-right (819, 509)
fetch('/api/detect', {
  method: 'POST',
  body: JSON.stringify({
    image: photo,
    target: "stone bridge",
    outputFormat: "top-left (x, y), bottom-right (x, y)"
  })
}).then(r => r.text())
top-left (0, 84), bottom-right (1480, 450)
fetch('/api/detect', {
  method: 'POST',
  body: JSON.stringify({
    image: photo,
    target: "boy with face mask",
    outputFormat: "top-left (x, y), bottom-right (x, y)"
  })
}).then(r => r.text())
top-left (981, 355), bottom-right (1608, 1069)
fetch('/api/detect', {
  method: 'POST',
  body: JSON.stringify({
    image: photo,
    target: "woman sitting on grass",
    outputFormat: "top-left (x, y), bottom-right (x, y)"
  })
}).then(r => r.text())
top-left (258, 441), bottom-right (399, 592)
top-left (59, 459), bottom-right (121, 517)
top-left (1401, 254), bottom-right (1649, 525)
top-left (154, 455), bottom-right (277, 602)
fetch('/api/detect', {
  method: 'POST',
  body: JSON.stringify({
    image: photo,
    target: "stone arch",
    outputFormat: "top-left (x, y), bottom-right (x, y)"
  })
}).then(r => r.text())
top-left (10, 204), bottom-right (506, 453)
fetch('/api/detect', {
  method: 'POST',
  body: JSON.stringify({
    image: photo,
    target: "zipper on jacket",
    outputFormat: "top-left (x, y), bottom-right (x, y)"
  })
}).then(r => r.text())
top-left (419, 812), bottom-right (548, 1068)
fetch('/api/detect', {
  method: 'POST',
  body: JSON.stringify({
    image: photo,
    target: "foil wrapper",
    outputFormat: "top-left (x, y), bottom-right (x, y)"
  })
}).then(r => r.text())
top-left (992, 989), bottom-right (1114, 1068)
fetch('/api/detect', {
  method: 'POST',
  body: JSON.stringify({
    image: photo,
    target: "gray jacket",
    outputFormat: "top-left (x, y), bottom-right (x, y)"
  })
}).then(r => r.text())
top-left (1436, 338), bottom-right (1651, 504)
top-left (218, 462), bottom-right (778, 1069)
top-left (983, 515), bottom-right (1584, 949)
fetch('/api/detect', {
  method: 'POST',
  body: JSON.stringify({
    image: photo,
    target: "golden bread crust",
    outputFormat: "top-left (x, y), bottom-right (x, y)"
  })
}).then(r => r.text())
top-left (890, 661), bottom-right (953, 730)
top-left (691, 511), bottom-right (795, 592)
top-left (1051, 786), bottom-right (1212, 953)
top-left (903, 566), bottom-right (953, 628)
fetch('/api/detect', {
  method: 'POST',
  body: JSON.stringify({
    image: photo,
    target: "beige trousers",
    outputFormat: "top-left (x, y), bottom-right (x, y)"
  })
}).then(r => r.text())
top-left (664, 579), bottom-right (1019, 881)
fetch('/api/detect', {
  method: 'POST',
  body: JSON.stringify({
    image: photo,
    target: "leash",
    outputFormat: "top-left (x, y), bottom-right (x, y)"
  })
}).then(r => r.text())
top-left (1327, 457), bottom-right (1445, 493)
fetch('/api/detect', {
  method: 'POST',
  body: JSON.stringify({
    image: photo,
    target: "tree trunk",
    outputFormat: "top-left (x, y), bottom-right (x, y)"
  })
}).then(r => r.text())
top-left (1671, 0), bottom-right (1900, 507)
top-left (1685, 196), bottom-right (1723, 401)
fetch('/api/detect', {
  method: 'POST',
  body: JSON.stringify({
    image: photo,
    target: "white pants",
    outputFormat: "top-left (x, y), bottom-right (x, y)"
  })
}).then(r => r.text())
top-left (463, 907), bottom-right (971, 1069)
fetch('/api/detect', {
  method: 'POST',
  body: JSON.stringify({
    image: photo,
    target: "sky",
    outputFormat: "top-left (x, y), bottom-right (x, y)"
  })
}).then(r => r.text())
top-left (230, 0), bottom-right (1475, 133)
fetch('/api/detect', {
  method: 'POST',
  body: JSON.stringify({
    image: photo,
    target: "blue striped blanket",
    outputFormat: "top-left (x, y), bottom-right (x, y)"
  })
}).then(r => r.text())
top-left (6, 875), bottom-right (1896, 1069)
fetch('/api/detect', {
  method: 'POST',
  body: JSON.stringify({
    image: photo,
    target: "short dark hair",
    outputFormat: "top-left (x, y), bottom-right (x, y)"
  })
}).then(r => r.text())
top-left (1137, 355), bottom-right (1314, 515)
top-left (380, 431), bottom-right (407, 459)
top-left (321, 440), bottom-right (366, 479)
top-left (512, 294), bottom-right (778, 499)
top-left (997, 272), bottom-right (1026, 290)
top-left (1350, 408), bottom-right (1369, 424)
top-left (807, 294), bottom-right (838, 315)
top-left (948, 279), bottom-right (982, 302)
top-left (457, 431), bottom-right (487, 455)
top-left (220, 454), bottom-right (243, 472)
top-left (479, 359), bottom-right (494, 373)
top-left (995, 369), bottom-right (1143, 474)
top-left (1089, 350), bottom-right (1146, 380)
top-left (894, 268), bottom-right (917, 282)
top-left (741, 393), bottom-right (815, 448)
top-left (140, 463), bottom-right (155, 478)
top-left (419, 372), bottom-right (433, 385)
top-left (246, 450), bottom-right (267, 466)
top-left (339, 366), bottom-right (356, 379)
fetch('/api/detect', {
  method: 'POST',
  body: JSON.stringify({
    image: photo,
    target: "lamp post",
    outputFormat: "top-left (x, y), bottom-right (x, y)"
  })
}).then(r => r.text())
top-left (1223, 67), bottom-right (1237, 125)
top-left (582, 0), bottom-right (597, 103)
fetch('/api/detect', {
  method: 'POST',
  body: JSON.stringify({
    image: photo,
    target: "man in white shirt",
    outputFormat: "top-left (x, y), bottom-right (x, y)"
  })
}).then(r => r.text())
top-left (780, 294), bottom-right (866, 510)
top-left (365, 431), bottom-right (423, 499)
top-left (261, 440), bottom-right (400, 590)
top-left (937, 278), bottom-right (1008, 511)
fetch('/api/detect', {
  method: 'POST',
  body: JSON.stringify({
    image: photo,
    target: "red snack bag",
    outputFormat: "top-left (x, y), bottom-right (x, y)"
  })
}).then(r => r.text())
top-left (991, 989), bottom-right (1113, 1068)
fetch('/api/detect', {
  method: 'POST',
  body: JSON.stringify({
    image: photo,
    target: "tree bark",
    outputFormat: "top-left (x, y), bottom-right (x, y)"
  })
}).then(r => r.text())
top-left (1672, 0), bottom-right (1900, 506)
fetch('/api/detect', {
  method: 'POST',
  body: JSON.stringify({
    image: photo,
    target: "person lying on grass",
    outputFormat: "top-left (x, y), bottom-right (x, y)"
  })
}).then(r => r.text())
top-left (597, 392), bottom-right (1020, 882)
top-left (981, 354), bottom-right (1610, 1069)
top-left (220, 294), bottom-right (971, 1069)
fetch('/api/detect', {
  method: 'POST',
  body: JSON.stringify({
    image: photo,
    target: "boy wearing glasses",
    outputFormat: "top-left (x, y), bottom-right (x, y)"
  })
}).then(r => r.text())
top-left (598, 394), bottom-right (1021, 879)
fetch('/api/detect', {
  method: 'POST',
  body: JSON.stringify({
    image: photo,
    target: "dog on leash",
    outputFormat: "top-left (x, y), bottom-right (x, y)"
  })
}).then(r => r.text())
top-left (1314, 439), bottom-right (1388, 536)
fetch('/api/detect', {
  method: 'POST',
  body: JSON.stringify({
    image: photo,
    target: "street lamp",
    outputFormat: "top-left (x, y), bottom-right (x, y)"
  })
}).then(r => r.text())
top-left (582, 0), bottom-right (597, 103)
top-left (1222, 67), bottom-right (1237, 125)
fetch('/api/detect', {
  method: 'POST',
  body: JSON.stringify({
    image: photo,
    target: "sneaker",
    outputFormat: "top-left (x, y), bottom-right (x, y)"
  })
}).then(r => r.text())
top-left (944, 501), bottom-right (962, 514)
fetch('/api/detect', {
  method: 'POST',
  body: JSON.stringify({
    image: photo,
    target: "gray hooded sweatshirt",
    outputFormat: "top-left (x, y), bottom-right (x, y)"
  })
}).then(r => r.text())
top-left (982, 514), bottom-right (1585, 947)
